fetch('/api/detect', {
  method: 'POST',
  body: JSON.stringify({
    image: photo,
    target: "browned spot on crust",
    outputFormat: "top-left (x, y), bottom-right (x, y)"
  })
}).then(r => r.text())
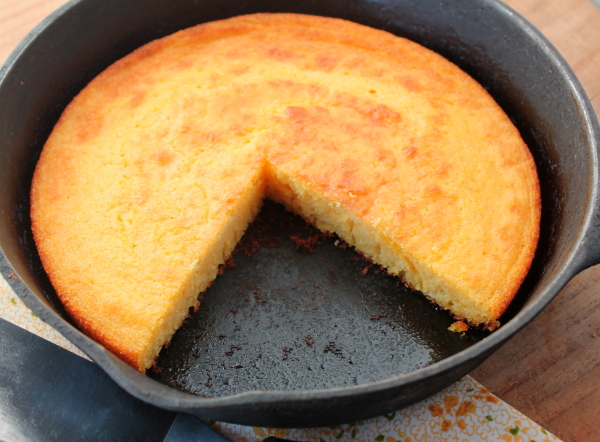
top-left (72, 107), bottom-right (103, 144)
top-left (434, 163), bottom-right (451, 178)
top-left (154, 150), bottom-right (175, 166)
top-left (498, 225), bottom-right (516, 243)
top-left (425, 65), bottom-right (455, 91)
top-left (375, 150), bottom-right (397, 169)
top-left (395, 204), bottom-right (418, 223)
top-left (285, 106), bottom-right (308, 120)
top-left (338, 160), bottom-right (368, 194)
top-left (266, 47), bottom-right (296, 60)
top-left (224, 48), bottom-right (244, 59)
top-left (398, 75), bottom-right (421, 92)
top-left (342, 58), bottom-right (364, 71)
top-left (426, 185), bottom-right (442, 197)
top-left (404, 145), bottom-right (417, 158)
top-left (173, 57), bottom-right (194, 71)
top-left (511, 203), bottom-right (526, 216)
top-left (128, 91), bottom-right (147, 108)
top-left (315, 54), bottom-right (337, 71)
top-left (228, 65), bottom-right (250, 76)
top-left (269, 79), bottom-right (326, 99)
top-left (181, 22), bottom-right (255, 48)
top-left (187, 131), bottom-right (223, 146)
top-left (229, 124), bottom-right (252, 137)
top-left (361, 103), bottom-right (402, 126)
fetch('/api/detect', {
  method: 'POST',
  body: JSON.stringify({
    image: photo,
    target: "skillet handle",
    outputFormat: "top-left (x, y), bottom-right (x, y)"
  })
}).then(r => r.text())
top-left (578, 173), bottom-right (600, 269)
top-left (579, 207), bottom-right (600, 270)
top-left (576, 112), bottom-right (600, 271)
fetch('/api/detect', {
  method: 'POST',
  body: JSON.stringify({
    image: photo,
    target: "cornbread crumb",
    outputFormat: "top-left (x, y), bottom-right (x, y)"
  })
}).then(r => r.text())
top-left (448, 321), bottom-right (470, 333)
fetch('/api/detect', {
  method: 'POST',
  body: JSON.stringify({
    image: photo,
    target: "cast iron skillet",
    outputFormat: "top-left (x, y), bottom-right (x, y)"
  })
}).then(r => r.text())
top-left (1, 0), bottom-right (599, 428)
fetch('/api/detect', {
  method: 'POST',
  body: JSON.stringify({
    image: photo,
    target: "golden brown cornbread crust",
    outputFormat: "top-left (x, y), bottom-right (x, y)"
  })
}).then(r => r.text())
top-left (31, 13), bottom-right (540, 372)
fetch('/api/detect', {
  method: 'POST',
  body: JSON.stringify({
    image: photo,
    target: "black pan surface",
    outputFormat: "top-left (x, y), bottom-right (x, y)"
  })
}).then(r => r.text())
top-left (148, 201), bottom-right (488, 395)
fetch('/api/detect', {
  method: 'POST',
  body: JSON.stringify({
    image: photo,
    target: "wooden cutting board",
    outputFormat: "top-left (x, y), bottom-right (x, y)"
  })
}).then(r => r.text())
top-left (1, 1), bottom-right (599, 441)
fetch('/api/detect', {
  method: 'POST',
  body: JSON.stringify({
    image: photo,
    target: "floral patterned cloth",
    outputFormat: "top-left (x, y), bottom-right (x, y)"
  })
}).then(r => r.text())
top-left (208, 376), bottom-right (560, 441)
top-left (0, 274), bottom-right (561, 441)
top-left (0, 273), bottom-right (89, 359)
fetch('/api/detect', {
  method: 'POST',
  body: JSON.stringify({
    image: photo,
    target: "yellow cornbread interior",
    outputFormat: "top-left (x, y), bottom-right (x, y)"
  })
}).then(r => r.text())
top-left (31, 14), bottom-right (540, 372)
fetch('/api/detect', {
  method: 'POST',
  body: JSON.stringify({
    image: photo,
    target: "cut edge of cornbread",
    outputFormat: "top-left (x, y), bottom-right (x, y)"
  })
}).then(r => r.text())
top-left (134, 177), bottom-right (266, 372)
top-left (115, 158), bottom-right (519, 371)
top-left (263, 163), bottom-right (505, 331)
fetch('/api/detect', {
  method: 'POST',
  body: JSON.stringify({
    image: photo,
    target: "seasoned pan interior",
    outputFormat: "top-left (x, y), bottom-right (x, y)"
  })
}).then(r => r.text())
top-left (148, 201), bottom-right (488, 395)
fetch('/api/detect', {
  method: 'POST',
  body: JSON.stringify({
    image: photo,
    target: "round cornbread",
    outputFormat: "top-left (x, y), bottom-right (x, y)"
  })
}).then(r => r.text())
top-left (31, 13), bottom-right (541, 373)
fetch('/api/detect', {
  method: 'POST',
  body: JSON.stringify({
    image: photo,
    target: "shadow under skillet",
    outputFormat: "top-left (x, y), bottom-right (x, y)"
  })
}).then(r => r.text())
top-left (148, 201), bottom-right (489, 396)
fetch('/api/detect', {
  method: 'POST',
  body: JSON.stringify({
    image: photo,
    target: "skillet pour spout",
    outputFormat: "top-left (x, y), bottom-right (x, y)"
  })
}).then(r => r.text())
top-left (0, 0), bottom-right (599, 428)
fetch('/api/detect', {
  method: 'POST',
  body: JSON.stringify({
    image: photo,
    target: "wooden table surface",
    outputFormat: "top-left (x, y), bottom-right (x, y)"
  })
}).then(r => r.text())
top-left (1, 0), bottom-right (599, 441)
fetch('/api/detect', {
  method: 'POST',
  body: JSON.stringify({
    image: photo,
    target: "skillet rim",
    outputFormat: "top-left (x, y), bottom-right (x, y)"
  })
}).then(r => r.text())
top-left (0, 0), bottom-right (599, 415)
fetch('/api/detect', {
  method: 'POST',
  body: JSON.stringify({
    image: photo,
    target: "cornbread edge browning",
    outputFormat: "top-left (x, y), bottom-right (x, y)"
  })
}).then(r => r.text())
top-left (31, 13), bottom-right (541, 372)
